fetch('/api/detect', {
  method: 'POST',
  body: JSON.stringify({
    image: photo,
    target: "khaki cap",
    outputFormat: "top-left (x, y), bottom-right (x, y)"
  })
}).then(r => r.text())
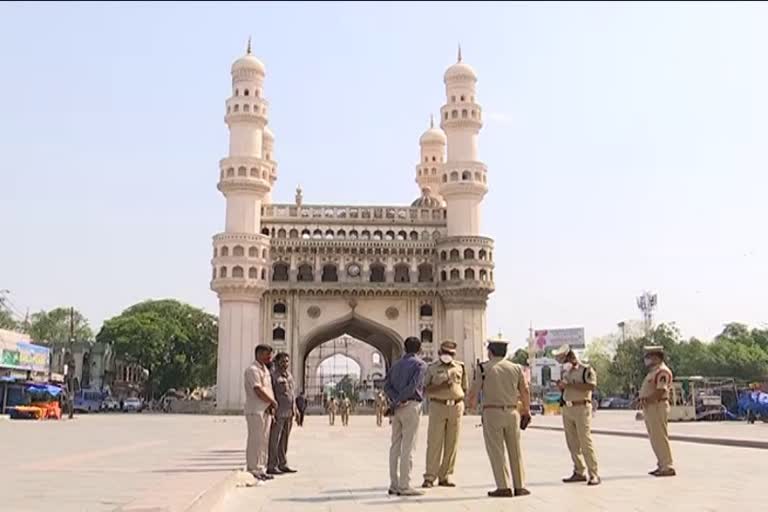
top-left (552, 344), bottom-right (573, 362)
top-left (643, 345), bottom-right (665, 357)
top-left (440, 340), bottom-right (458, 354)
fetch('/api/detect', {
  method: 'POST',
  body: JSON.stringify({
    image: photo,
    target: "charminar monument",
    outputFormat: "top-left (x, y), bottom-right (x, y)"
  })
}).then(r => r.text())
top-left (211, 42), bottom-right (495, 411)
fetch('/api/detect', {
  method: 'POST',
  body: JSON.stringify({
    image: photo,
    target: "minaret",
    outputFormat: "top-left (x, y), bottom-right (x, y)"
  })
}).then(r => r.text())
top-left (211, 41), bottom-right (275, 411)
top-left (414, 115), bottom-right (446, 204)
top-left (436, 47), bottom-right (493, 377)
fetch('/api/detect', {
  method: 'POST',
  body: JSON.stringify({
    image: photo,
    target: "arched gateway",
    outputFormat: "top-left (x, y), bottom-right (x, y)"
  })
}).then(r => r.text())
top-left (211, 44), bottom-right (495, 412)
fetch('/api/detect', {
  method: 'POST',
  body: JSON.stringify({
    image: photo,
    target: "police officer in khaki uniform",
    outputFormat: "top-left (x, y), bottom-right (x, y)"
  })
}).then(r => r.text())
top-left (468, 340), bottom-right (531, 498)
top-left (327, 397), bottom-right (338, 426)
top-left (339, 394), bottom-right (352, 426)
top-left (375, 390), bottom-right (387, 427)
top-left (639, 346), bottom-right (676, 477)
top-left (552, 344), bottom-right (601, 486)
top-left (421, 340), bottom-right (468, 488)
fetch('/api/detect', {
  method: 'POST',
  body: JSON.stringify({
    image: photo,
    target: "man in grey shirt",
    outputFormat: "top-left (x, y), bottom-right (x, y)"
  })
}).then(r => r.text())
top-left (267, 352), bottom-right (298, 475)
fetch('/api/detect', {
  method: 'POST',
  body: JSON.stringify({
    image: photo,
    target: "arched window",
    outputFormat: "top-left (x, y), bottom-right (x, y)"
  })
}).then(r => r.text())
top-left (220, 266), bottom-right (227, 278)
top-left (289, 229), bottom-right (299, 239)
top-left (479, 269), bottom-right (488, 281)
top-left (325, 229), bottom-right (334, 239)
top-left (462, 170), bottom-right (471, 180)
top-left (464, 248), bottom-right (475, 260)
top-left (442, 174), bottom-right (448, 183)
top-left (432, 167), bottom-right (437, 175)
top-left (301, 229), bottom-right (311, 239)
top-left (297, 264), bottom-right (314, 282)
top-left (273, 302), bottom-right (287, 315)
top-left (248, 246), bottom-right (257, 257)
top-left (440, 270), bottom-right (447, 282)
top-left (261, 227), bottom-right (270, 236)
top-left (312, 229), bottom-right (323, 239)
top-left (397, 230), bottom-right (407, 240)
top-left (461, 109), bottom-right (468, 118)
top-left (372, 353), bottom-right (381, 365)
top-left (450, 269), bottom-right (460, 280)
top-left (244, 89), bottom-right (250, 96)
top-left (250, 168), bottom-right (258, 177)
top-left (440, 251), bottom-right (447, 261)
top-left (421, 329), bottom-right (433, 344)
top-left (420, 304), bottom-right (433, 317)
top-left (321, 264), bottom-right (338, 282)
top-left (460, 95), bottom-right (465, 101)
top-left (349, 230), bottom-right (358, 239)
top-left (417, 263), bottom-right (433, 283)
top-left (235, 89), bottom-right (239, 96)
top-left (373, 230), bottom-right (383, 240)
top-left (409, 231), bottom-right (419, 241)
top-left (277, 229), bottom-right (287, 239)
top-left (238, 167), bottom-right (247, 176)
top-left (369, 263), bottom-right (385, 283)
top-left (232, 266), bottom-right (244, 278)
top-left (233, 104), bottom-right (240, 112)
top-left (272, 327), bottom-right (286, 341)
top-left (337, 229), bottom-right (346, 239)
top-left (361, 230), bottom-right (370, 240)
top-left (451, 95), bottom-right (456, 103)
top-left (451, 110), bottom-right (458, 119)
top-left (431, 156), bottom-right (436, 162)
top-left (220, 246), bottom-right (229, 257)
top-left (245, 267), bottom-right (255, 279)
top-left (272, 262), bottom-right (289, 281)
top-left (475, 172), bottom-right (481, 181)
top-left (243, 104), bottom-right (250, 112)
top-left (394, 263), bottom-right (410, 283)
top-left (385, 230), bottom-right (395, 240)
top-left (449, 249), bottom-right (460, 260)
top-left (226, 168), bottom-right (234, 177)
top-left (450, 171), bottom-right (459, 181)
top-left (478, 249), bottom-right (487, 260)
top-left (464, 268), bottom-right (475, 280)
top-left (261, 268), bottom-right (266, 280)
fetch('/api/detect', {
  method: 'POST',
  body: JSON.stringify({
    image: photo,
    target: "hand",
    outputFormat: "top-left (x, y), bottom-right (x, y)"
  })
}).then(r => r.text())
top-left (556, 380), bottom-right (566, 391)
top-left (520, 413), bottom-right (532, 430)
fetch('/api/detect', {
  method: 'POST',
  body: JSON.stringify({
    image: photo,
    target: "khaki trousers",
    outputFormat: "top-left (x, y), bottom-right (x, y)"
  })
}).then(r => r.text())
top-left (424, 401), bottom-right (464, 483)
top-left (267, 416), bottom-right (293, 470)
top-left (482, 408), bottom-right (525, 490)
top-left (562, 404), bottom-right (599, 477)
top-left (389, 401), bottom-right (422, 490)
top-left (328, 410), bottom-right (335, 425)
top-left (376, 408), bottom-right (384, 427)
top-left (341, 410), bottom-right (350, 426)
top-left (644, 402), bottom-right (674, 470)
top-left (245, 411), bottom-right (271, 475)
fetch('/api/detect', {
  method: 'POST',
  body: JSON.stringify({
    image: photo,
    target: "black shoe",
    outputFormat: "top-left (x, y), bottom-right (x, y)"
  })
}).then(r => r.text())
top-left (387, 488), bottom-right (398, 496)
top-left (587, 476), bottom-right (601, 486)
top-left (256, 473), bottom-right (274, 481)
top-left (266, 468), bottom-right (282, 475)
top-left (487, 488), bottom-right (513, 498)
top-left (438, 480), bottom-right (456, 487)
top-left (649, 468), bottom-right (660, 476)
top-left (562, 473), bottom-right (588, 483)
top-left (421, 480), bottom-right (434, 488)
top-left (514, 488), bottom-right (531, 497)
top-left (653, 468), bottom-right (676, 477)
top-left (278, 466), bottom-right (297, 473)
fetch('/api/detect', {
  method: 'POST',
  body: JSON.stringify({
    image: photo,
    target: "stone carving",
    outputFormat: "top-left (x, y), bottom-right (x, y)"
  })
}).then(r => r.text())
top-left (385, 306), bottom-right (399, 320)
top-left (307, 305), bottom-right (321, 319)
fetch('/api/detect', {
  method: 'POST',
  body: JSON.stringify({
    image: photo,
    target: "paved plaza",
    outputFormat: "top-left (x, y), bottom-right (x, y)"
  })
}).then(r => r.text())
top-left (1, 412), bottom-right (765, 512)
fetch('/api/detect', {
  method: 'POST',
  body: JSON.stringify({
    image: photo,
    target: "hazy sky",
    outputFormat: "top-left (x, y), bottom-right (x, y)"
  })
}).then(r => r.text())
top-left (1, 2), bottom-right (766, 348)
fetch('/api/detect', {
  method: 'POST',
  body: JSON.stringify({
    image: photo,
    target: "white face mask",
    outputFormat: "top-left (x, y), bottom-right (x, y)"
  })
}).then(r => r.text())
top-left (562, 362), bottom-right (573, 372)
top-left (439, 354), bottom-right (453, 364)
top-left (644, 357), bottom-right (655, 367)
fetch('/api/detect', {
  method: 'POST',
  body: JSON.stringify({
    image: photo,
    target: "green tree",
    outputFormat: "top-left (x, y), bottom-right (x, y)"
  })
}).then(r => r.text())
top-left (0, 308), bottom-right (18, 330)
top-left (584, 341), bottom-right (621, 396)
top-left (511, 348), bottom-right (528, 366)
top-left (96, 299), bottom-right (217, 398)
top-left (28, 307), bottom-right (93, 344)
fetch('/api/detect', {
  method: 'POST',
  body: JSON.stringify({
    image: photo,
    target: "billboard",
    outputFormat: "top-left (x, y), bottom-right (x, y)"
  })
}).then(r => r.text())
top-left (0, 337), bottom-right (50, 374)
top-left (533, 327), bottom-right (585, 352)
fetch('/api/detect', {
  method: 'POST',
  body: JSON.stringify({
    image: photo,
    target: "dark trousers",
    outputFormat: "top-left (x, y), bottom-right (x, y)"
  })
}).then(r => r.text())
top-left (297, 410), bottom-right (306, 426)
top-left (268, 416), bottom-right (293, 470)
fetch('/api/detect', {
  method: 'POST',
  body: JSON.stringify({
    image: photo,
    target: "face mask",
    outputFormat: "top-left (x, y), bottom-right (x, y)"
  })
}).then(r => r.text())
top-left (644, 357), bottom-right (655, 367)
top-left (439, 354), bottom-right (453, 364)
top-left (562, 362), bottom-right (573, 372)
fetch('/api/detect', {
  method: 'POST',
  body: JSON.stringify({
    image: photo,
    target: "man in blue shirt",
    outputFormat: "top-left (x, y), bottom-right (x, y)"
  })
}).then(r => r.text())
top-left (384, 336), bottom-right (427, 496)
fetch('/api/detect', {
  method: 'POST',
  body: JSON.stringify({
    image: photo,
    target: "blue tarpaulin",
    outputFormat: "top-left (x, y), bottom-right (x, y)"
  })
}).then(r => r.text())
top-left (25, 384), bottom-right (63, 396)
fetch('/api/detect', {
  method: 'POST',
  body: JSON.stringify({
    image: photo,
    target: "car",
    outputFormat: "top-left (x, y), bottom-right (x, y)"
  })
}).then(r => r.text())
top-left (530, 401), bottom-right (544, 415)
top-left (122, 397), bottom-right (143, 412)
top-left (600, 397), bottom-right (632, 409)
top-left (101, 397), bottom-right (120, 411)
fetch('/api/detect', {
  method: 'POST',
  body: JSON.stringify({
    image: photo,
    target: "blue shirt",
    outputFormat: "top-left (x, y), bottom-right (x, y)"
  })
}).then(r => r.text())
top-left (384, 353), bottom-right (427, 405)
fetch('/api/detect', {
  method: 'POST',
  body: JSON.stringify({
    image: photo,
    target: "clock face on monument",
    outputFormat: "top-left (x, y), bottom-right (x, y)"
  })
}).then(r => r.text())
top-left (347, 263), bottom-right (361, 277)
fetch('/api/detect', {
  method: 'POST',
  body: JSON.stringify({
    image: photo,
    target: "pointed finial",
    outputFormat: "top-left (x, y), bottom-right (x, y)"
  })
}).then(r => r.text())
top-left (246, 36), bottom-right (252, 55)
top-left (457, 43), bottom-right (462, 62)
top-left (430, 114), bottom-right (434, 129)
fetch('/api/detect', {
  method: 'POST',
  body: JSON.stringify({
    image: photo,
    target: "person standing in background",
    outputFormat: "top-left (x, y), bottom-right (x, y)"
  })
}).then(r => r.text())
top-left (295, 391), bottom-right (307, 427)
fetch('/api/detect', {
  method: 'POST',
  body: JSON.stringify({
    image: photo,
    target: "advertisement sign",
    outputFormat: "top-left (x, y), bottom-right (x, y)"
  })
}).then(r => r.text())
top-left (533, 328), bottom-right (585, 352)
top-left (0, 338), bottom-right (50, 374)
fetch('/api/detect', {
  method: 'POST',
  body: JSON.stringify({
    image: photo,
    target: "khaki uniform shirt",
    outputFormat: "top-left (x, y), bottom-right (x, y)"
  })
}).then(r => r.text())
top-left (639, 362), bottom-right (673, 400)
top-left (562, 364), bottom-right (597, 402)
top-left (327, 399), bottom-right (338, 413)
top-left (471, 357), bottom-right (526, 406)
top-left (424, 360), bottom-right (468, 401)
top-left (339, 398), bottom-right (351, 412)
top-left (271, 369), bottom-right (296, 418)
top-left (244, 361), bottom-right (274, 415)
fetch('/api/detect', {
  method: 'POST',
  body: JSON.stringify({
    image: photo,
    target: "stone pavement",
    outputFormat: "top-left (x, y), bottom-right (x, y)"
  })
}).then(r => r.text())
top-left (0, 413), bottom-right (246, 512)
top-left (219, 413), bottom-right (764, 512)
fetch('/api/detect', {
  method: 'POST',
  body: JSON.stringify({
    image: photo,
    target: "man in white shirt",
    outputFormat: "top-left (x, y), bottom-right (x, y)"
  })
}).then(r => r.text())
top-left (244, 344), bottom-right (277, 481)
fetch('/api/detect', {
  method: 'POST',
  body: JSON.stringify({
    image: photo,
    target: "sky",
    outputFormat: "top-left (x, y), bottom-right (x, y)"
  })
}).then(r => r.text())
top-left (1, 2), bottom-right (767, 349)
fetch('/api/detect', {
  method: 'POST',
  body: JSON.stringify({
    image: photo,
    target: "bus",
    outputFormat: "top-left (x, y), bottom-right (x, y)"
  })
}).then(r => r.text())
top-left (74, 389), bottom-right (103, 413)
